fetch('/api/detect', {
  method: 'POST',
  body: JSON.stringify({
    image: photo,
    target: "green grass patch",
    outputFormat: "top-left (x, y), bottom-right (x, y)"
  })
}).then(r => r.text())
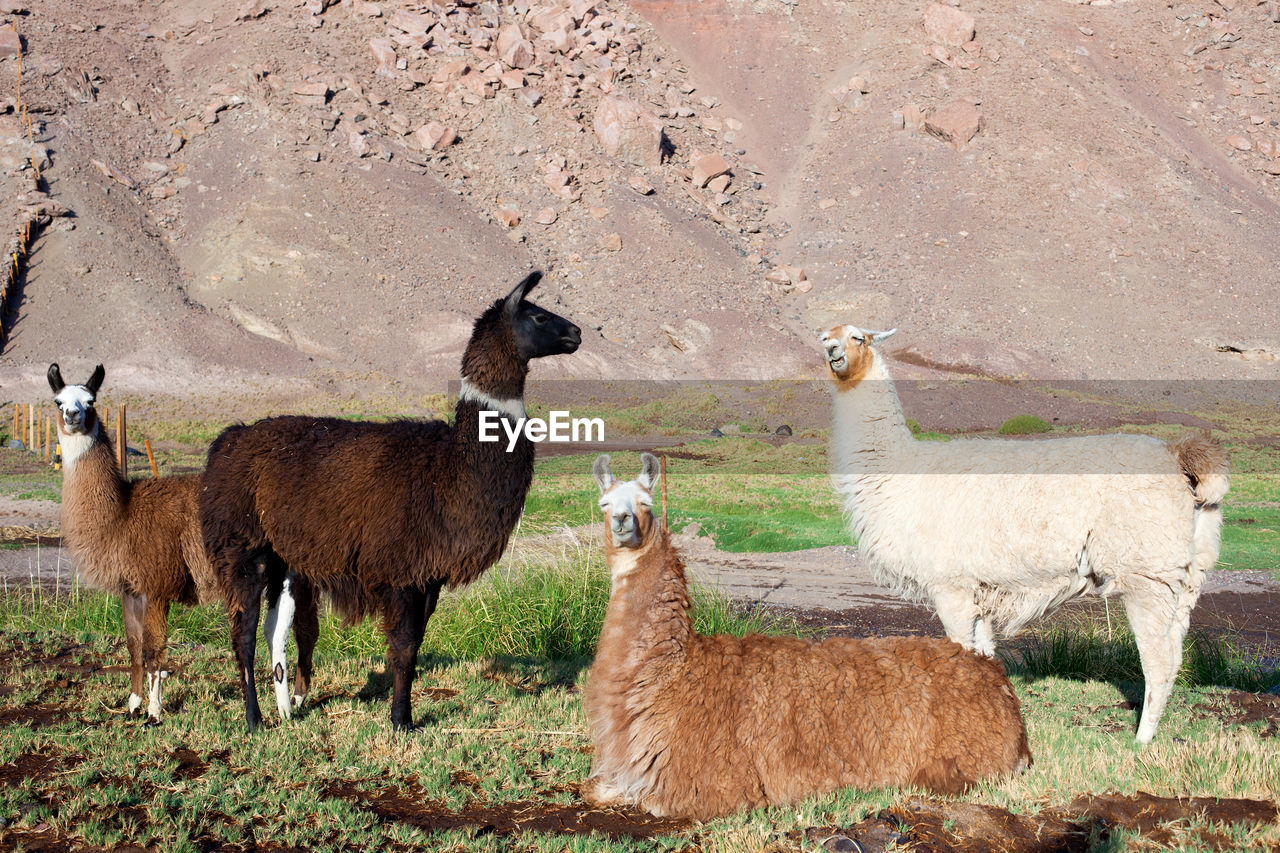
top-left (0, 545), bottom-right (790, 663)
top-left (998, 414), bottom-right (1052, 435)
top-left (1004, 620), bottom-right (1280, 694)
top-left (1219, 504), bottom-right (1280, 577)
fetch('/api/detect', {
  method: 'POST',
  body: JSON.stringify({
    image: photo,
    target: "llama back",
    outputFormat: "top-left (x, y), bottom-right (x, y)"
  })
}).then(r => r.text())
top-left (202, 414), bottom-right (524, 618)
top-left (840, 432), bottom-right (1201, 598)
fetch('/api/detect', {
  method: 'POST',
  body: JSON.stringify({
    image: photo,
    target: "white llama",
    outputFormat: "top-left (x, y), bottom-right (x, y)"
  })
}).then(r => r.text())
top-left (821, 325), bottom-right (1229, 743)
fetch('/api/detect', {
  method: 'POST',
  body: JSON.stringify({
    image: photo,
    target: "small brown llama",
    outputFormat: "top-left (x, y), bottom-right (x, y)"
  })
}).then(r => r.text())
top-left (199, 271), bottom-right (582, 731)
top-left (583, 453), bottom-right (1033, 820)
top-left (49, 364), bottom-right (320, 725)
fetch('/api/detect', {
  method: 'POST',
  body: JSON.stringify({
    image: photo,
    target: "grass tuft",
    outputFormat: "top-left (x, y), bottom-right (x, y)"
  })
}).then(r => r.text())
top-left (998, 414), bottom-right (1052, 435)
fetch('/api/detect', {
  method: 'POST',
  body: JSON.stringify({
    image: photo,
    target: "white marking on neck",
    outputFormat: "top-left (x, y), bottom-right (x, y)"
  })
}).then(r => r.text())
top-left (58, 429), bottom-right (97, 471)
top-left (459, 379), bottom-right (526, 421)
top-left (608, 549), bottom-right (641, 586)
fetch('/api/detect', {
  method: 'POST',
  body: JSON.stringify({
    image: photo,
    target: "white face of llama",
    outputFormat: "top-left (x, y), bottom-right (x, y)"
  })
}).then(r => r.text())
top-left (594, 453), bottom-right (660, 550)
top-left (54, 385), bottom-right (96, 435)
top-left (821, 325), bottom-right (896, 385)
top-left (48, 363), bottom-right (104, 437)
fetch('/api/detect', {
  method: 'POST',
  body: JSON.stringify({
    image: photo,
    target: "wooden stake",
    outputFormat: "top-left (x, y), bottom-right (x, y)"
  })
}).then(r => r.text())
top-left (44, 418), bottom-right (51, 463)
top-left (145, 439), bottom-right (159, 478)
top-left (660, 454), bottom-right (668, 528)
top-left (117, 404), bottom-right (127, 478)
top-left (11, 403), bottom-right (19, 442)
top-left (27, 402), bottom-right (34, 450)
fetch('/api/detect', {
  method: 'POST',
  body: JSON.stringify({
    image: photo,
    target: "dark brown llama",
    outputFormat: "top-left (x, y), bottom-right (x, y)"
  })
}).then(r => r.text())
top-left (49, 363), bottom-right (320, 724)
top-left (199, 271), bottom-right (581, 731)
top-left (583, 453), bottom-right (1033, 821)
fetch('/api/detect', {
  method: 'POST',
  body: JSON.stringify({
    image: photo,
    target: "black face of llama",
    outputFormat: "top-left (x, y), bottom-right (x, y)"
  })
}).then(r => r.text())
top-left (508, 273), bottom-right (581, 360)
top-left (594, 453), bottom-right (660, 552)
top-left (48, 362), bottom-right (104, 436)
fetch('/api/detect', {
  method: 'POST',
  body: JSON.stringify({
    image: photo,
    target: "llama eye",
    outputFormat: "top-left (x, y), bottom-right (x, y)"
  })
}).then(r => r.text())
top-left (532, 314), bottom-right (547, 325)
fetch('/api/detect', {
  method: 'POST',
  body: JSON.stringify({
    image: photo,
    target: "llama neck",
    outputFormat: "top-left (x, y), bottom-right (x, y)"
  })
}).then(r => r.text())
top-left (830, 351), bottom-right (914, 474)
top-left (597, 528), bottom-right (693, 673)
top-left (59, 424), bottom-right (129, 543)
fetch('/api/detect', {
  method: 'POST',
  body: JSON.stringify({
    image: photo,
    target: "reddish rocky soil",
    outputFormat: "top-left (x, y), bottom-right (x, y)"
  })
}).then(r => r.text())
top-left (0, 0), bottom-right (1275, 415)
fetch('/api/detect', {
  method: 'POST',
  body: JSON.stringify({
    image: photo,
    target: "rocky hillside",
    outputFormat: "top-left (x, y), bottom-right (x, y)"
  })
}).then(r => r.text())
top-left (0, 0), bottom-right (1276, 408)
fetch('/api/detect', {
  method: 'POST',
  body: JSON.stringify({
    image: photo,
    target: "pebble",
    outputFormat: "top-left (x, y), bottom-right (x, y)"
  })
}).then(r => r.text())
top-left (1226, 134), bottom-right (1252, 151)
top-left (600, 232), bottom-right (622, 251)
top-left (535, 206), bottom-right (557, 224)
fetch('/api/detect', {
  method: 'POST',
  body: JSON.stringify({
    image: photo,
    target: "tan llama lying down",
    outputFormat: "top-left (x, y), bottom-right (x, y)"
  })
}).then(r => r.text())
top-left (582, 453), bottom-right (1033, 821)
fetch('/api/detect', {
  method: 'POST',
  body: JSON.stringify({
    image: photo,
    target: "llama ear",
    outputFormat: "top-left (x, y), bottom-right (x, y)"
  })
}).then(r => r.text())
top-left (86, 364), bottom-right (105, 396)
top-left (638, 453), bottom-right (661, 492)
top-left (593, 454), bottom-right (614, 493)
top-left (869, 328), bottom-right (897, 345)
top-left (504, 270), bottom-right (542, 315)
top-left (47, 363), bottom-right (65, 394)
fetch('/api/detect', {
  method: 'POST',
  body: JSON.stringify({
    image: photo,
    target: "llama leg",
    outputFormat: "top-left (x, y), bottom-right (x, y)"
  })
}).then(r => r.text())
top-left (1122, 584), bottom-right (1184, 744)
top-left (121, 593), bottom-right (146, 715)
top-left (290, 574), bottom-right (319, 710)
top-left (384, 582), bottom-right (442, 731)
top-left (141, 597), bottom-right (171, 726)
top-left (932, 587), bottom-right (981, 652)
top-left (973, 615), bottom-right (997, 657)
top-left (228, 580), bottom-right (265, 732)
top-left (263, 577), bottom-right (297, 721)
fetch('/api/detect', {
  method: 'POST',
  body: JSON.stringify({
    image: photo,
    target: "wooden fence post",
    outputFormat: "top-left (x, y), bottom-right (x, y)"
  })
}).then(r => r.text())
top-left (660, 454), bottom-right (668, 528)
top-left (145, 439), bottom-right (159, 478)
top-left (117, 404), bottom-right (127, 478)
top-left (44, 417), bottom-right (51, 463)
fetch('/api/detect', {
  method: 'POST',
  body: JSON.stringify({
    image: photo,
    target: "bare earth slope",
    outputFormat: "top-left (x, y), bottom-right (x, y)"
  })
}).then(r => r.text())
top-left (0, 0), bottom-right (1276, 404)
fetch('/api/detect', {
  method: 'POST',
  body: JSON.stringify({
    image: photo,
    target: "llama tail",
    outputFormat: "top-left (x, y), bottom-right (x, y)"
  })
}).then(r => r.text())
top-left (1171, 433), bottom-right (1229, 584)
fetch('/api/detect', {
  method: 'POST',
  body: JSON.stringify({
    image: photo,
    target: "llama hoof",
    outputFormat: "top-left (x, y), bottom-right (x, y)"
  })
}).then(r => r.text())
top-left (143, 715), bottom-right (162, 728)
top-left (127, 693), bottom-right (143, 716)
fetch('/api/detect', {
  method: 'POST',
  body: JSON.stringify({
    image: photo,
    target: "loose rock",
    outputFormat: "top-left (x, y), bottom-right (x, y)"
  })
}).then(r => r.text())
top-left (627, 175), bottom-right (654, 195)
top-left (924, 100), bottom-right (983, 149)
top-left (369, 38), bottom-right (397, 78)
top-left (414, 122), bottom-right (458, 151)
top-left (923, 3), bottom-right (975, 46)
top-left (691, 151), bottom-right (730, 188)
top-left (593, 95), bottom-right (666, 167)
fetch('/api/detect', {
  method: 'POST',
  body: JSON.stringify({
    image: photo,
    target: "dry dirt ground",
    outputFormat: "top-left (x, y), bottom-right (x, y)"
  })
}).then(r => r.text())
top-left (0, 0), bottom-right (1275, 414)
